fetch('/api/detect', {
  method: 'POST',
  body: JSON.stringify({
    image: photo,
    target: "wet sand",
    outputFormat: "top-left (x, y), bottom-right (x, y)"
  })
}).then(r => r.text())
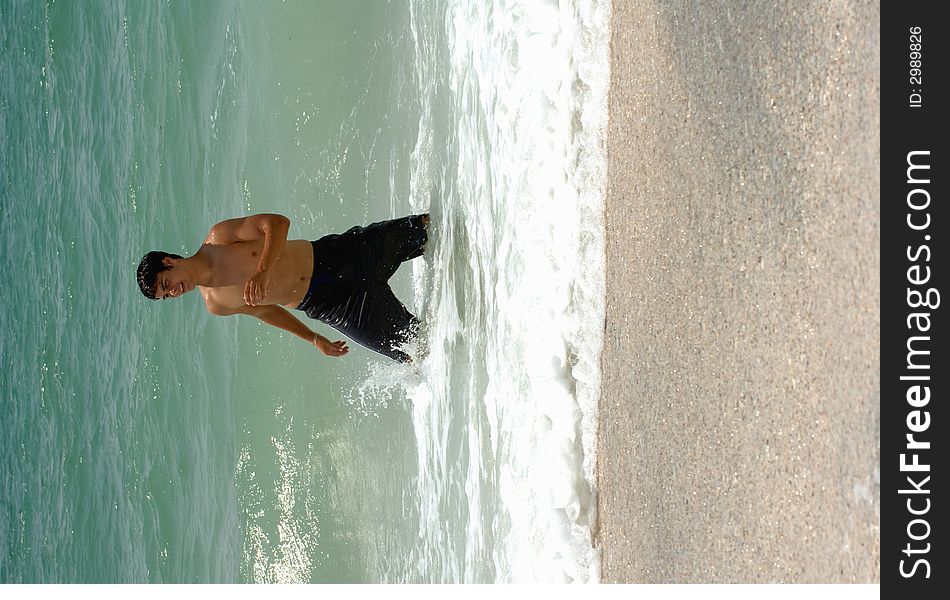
top-left (597, 0), bottom-right (880, 582)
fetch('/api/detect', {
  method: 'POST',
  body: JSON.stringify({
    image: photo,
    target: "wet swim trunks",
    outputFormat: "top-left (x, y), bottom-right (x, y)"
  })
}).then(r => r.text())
top-left (295, 214), bottom-right (428, 362)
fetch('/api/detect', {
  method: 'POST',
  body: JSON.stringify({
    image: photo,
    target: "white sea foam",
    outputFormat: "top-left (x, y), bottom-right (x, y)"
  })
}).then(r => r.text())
top-left (401, 0), bottom-right (611, 583)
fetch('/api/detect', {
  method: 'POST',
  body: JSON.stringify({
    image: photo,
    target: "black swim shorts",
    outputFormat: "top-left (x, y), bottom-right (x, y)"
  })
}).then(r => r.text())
top-left (295, 214), bottom-right (428, 362)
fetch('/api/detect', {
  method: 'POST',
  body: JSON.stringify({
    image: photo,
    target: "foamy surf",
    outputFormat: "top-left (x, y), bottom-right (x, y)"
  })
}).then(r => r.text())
top-left (394, 0), bottom-right (611, 583)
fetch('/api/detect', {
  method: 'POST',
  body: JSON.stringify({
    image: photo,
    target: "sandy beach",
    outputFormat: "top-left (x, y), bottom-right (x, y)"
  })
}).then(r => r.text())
top-left (597, 0), bottom-right (880, 583)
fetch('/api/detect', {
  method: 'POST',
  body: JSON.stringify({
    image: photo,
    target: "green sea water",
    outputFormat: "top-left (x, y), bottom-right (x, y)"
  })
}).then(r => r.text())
top-left (3, 0), bottom-right (611, 583)
top-left (2, 0), bottom-right (422, 582)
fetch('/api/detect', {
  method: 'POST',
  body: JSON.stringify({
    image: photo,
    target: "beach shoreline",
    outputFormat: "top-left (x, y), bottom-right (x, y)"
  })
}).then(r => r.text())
top-left (596, 0), bottom-right (880, 582)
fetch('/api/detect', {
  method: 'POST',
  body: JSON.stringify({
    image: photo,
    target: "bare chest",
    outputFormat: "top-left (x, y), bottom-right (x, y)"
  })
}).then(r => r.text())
top-left (200, 240), bottom-right (313, 309)
top-left (205, 241), bottom-right (266, 285)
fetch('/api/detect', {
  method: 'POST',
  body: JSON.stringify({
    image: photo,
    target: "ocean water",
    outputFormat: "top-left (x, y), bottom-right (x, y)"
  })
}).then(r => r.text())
top-left (1, 0), bottom-right (609, 583)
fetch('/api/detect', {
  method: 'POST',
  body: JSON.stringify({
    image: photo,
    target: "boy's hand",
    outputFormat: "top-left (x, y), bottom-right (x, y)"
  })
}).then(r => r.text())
top-left (313, 334), bottom-right (349, 357)
top-left (244, 269), bottom-right (271, 306)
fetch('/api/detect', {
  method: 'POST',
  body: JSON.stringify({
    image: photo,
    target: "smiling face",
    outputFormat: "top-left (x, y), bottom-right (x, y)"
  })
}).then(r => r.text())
top-left (154, 258), bottom-right (195, 300)
top-left (136, 250), bottom-right (186, 300)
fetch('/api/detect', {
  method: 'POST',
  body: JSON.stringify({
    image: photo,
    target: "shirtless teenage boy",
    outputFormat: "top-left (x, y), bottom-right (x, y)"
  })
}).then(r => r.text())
top-left (136, 213), bottom-right (429, 363)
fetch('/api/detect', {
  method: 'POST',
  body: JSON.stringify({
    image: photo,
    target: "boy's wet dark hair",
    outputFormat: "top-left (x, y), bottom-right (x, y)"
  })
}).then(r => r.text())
top-left (136, 251), bottom-right (183, 300)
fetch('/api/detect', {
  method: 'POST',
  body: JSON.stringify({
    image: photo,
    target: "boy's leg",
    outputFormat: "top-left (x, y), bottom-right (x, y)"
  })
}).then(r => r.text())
top-left (324, 283), bottom-right (419, 363)
top-left (363, 214), bottom-right (429, 281)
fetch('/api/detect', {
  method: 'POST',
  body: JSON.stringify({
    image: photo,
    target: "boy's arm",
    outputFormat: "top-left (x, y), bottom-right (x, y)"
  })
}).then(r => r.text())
top-left (204, 214), bottom-right (291, 306)
top-left (208, 303), bottom-right (349, 357)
